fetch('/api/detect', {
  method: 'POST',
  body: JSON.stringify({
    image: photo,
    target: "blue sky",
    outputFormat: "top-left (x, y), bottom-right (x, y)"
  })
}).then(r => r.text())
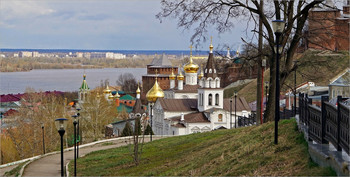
top-left (0, 0), bottom-right (249, 50)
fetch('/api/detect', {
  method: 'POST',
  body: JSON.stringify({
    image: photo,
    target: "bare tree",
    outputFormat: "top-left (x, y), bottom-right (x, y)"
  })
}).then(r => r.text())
top-left (116, 73), bottom-right (138, 93)
top-left (157, 0), bottom-right (326, 121)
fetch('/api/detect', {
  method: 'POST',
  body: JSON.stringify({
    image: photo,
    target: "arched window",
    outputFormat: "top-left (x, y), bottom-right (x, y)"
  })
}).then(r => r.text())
top-left (208, 94), bottom-right (212, 106)
top-left (209, 69), bottom-right (212, 73)
top-left (215, 78), bottom-right (220, 88)
top-left (218, 114), bottom-right (223, 122)
top-left (215, 93), bottom-right (219, 106)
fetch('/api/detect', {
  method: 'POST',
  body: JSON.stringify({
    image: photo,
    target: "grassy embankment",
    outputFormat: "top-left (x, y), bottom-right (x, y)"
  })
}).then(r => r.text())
top-left (70, 119), bottom-right (335, 176)
top-left (225, 50), bottom-right (349, 102)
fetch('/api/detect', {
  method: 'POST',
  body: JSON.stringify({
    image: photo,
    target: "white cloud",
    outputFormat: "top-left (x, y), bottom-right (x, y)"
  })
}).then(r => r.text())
top-left (0, 0), bottom-right (55, 21)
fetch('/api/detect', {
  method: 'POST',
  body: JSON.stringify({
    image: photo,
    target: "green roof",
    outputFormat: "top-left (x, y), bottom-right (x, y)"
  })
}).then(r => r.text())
top-left (117, 104), bottom-right (133, 113)
top-left (80, 75), bottom-right (89, 91)
top-left (120, 94), bottom-right (135, 100)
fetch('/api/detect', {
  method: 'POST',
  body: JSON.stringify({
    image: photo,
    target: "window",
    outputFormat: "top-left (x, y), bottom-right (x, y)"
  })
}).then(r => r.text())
top-left (191, 126), bottom-right (200, 133)
top-left (218, 114), bottom-right (223, 122)
top-left (201, 94), bottom-right (204, 106)
top-left (208, 94), bottom-right (212, 105)
top-left (209, 69), bottom-right (212, 73)
top-left (201, 126), bottom-right (211, 132)
top-left (215, 94), bottom-right (219, 105)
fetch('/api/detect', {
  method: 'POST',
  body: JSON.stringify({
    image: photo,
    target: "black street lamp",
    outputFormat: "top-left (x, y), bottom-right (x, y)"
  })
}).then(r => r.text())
top-left (55, 118), bottom-right (68, 177)
top-left (272, 19), bottom-right (285, 145)
top-left (234, 92), bottom-right (237, 128)
top-left (72, 115), bottom-right (78, 177)
top-left (150, 104), bottom-right (153, 141)
top-left (76, 107), bottom-right (81, 159)
top-left (230, 98), bottom-right (232, 129)
top-left (293, 61), bottom-right (299, 117)
top-left (41, 124), bottom-right (45, 154)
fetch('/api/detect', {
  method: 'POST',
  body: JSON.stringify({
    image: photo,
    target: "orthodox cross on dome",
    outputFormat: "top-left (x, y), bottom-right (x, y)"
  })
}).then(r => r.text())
top-left (189, 45), bottom-right (193, 58)
top-left (209, 36), bottom-right (214, 53)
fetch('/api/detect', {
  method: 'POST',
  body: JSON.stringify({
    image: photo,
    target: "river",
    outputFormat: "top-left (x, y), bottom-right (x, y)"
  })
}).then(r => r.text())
top-left (0, 68), bottom-right (147, 95)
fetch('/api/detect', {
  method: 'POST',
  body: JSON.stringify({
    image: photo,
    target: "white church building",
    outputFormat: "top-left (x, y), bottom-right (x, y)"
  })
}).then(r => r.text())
top-left (147, 40), bottom-right (252, 136)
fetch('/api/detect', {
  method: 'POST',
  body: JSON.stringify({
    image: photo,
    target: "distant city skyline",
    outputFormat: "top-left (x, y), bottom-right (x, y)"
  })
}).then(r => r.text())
top-left (0, 0), bottom-right (248, 51)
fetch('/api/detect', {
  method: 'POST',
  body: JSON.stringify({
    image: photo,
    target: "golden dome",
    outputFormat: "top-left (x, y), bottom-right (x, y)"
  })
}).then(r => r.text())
top-left (184, 58), bottom-right (199, 73)
top-left (169, 68), bottom-right (176, 80)
top-left (146, 78), bottom-right (164, 102)
top-left (198, 64), bottom-right (204, 80)
top-left (103, 85), bottom-right (111, 94)
top-left (209, 36), bottom-right (214, 52)
top-left (136, 85), bottom-right (141, 94)
top-left (177, 71), bottom-right (184, 80)
top-left (108, 93), bottom-right (114, 99)
top-left (115, 91), bottom-right (120, 98)
top-left (184, 45), bottom-right (199, 73)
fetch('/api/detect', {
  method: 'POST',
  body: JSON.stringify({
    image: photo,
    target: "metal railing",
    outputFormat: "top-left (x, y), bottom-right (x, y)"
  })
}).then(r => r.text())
top-left (299, 93), bottom-right (349, 155)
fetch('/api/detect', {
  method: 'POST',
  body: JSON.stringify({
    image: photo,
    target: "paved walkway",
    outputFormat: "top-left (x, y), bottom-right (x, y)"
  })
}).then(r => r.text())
top-left (0, 164), bottom-right (19, 176)
top-left (22, 137), bottom-right (161, 176)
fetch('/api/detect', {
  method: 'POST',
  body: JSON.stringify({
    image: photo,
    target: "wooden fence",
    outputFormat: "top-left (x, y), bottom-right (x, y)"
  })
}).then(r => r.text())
top-left (299, 93), bottom-right (349, 155)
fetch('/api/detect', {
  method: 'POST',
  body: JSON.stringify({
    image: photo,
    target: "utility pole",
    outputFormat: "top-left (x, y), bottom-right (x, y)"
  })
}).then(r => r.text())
top-left (256, 0), bottom-right (264, 125)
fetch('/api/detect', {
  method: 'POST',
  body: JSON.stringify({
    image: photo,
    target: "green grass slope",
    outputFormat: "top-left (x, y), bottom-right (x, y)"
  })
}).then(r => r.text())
top-left (71, 119), bottom-right (335, 176)
top-left (226, 50), bottom-right (349, 102)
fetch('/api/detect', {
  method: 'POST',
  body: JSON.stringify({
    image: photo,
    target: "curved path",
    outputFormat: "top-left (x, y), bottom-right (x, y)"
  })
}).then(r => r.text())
top-left (22, 136), bottom-right (164, 176)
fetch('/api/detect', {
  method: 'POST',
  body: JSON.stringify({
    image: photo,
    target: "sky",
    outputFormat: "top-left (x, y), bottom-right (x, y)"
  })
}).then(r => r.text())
top-left (0, 0), bottom-right (248, 51)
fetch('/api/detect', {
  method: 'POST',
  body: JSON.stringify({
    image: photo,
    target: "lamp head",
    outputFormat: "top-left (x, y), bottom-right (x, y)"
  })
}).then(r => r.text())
top-left (274, 45), bottom-right (283, 54)
top-left (72, 114), bottom-right (78, 122)
top-left (272, 19), bottom-right (285, 34)
top-left (55, 118), bottom-right (68, 131)
top-left (234, 92), bottom-right (238, 97)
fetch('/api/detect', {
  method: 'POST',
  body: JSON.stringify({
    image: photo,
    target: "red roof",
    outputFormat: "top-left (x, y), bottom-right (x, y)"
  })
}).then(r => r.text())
top-left (170, 112), bottom-right (210, 123)
top-left (0, 91), bottom-right (64, 103)
top-left (4, 109), bottom-right (18, 116)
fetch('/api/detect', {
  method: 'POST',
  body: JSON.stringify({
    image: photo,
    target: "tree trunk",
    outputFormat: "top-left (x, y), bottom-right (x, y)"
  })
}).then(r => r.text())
top-left (256, 0), bottom-right (264, 125)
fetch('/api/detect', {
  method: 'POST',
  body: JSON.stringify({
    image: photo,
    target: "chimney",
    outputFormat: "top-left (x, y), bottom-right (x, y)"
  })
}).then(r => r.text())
top-left (180, 113), bottom-right (185, 122)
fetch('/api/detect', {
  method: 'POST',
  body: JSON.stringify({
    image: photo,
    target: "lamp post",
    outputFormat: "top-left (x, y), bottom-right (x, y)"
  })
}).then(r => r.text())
top-left (150, 104), bottom-right (153, 141)
top-left (272, 19), bottom-right (285, 145)
top-left (234, 92), bottom-right (237, 128)
top-left (41, 124), bottom-right (45, 154)
top-left (72, 115), bottom-right (78, 176)
top-left (55, 118), bottom-right (68, 177)
top-left (293, 61), bottom-right (299, 117)
top-left (76, 107), bottom-right (81, 159)
top-left (265, 81), bottom-right (269, 107)
top-left (230, 98), bottom-right (232, 129)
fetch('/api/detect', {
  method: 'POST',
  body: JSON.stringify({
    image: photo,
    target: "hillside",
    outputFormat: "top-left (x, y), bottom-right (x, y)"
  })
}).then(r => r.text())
top-left (71, 119), bottom-right (335, 176)
top-left (226, 50), bottom-right (349, 102)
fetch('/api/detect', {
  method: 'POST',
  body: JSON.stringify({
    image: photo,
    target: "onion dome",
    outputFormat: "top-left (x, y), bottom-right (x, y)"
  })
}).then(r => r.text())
top-left (146, 78), bottom-right (164, 103)
top-left (115, 91), bottom-right (120, 98)
top-left (184, 58), bottom-right (199, 73)
top-left (198, 64), bottom-right (204, 80)
top-left (177, 71), bottom-right (184, 80)
top-left (136, 85), bottom-right (141, 94)
top-left (80, 74), bottom-right (89, 91)
top-left (103, 85), bottom-right (111, 94)
top-left (169, 68), bottom-right (176, 80)
top-left (184, 45), bottom-right (199, 73)
top-left (108, 93), bottom-right (114, 100)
